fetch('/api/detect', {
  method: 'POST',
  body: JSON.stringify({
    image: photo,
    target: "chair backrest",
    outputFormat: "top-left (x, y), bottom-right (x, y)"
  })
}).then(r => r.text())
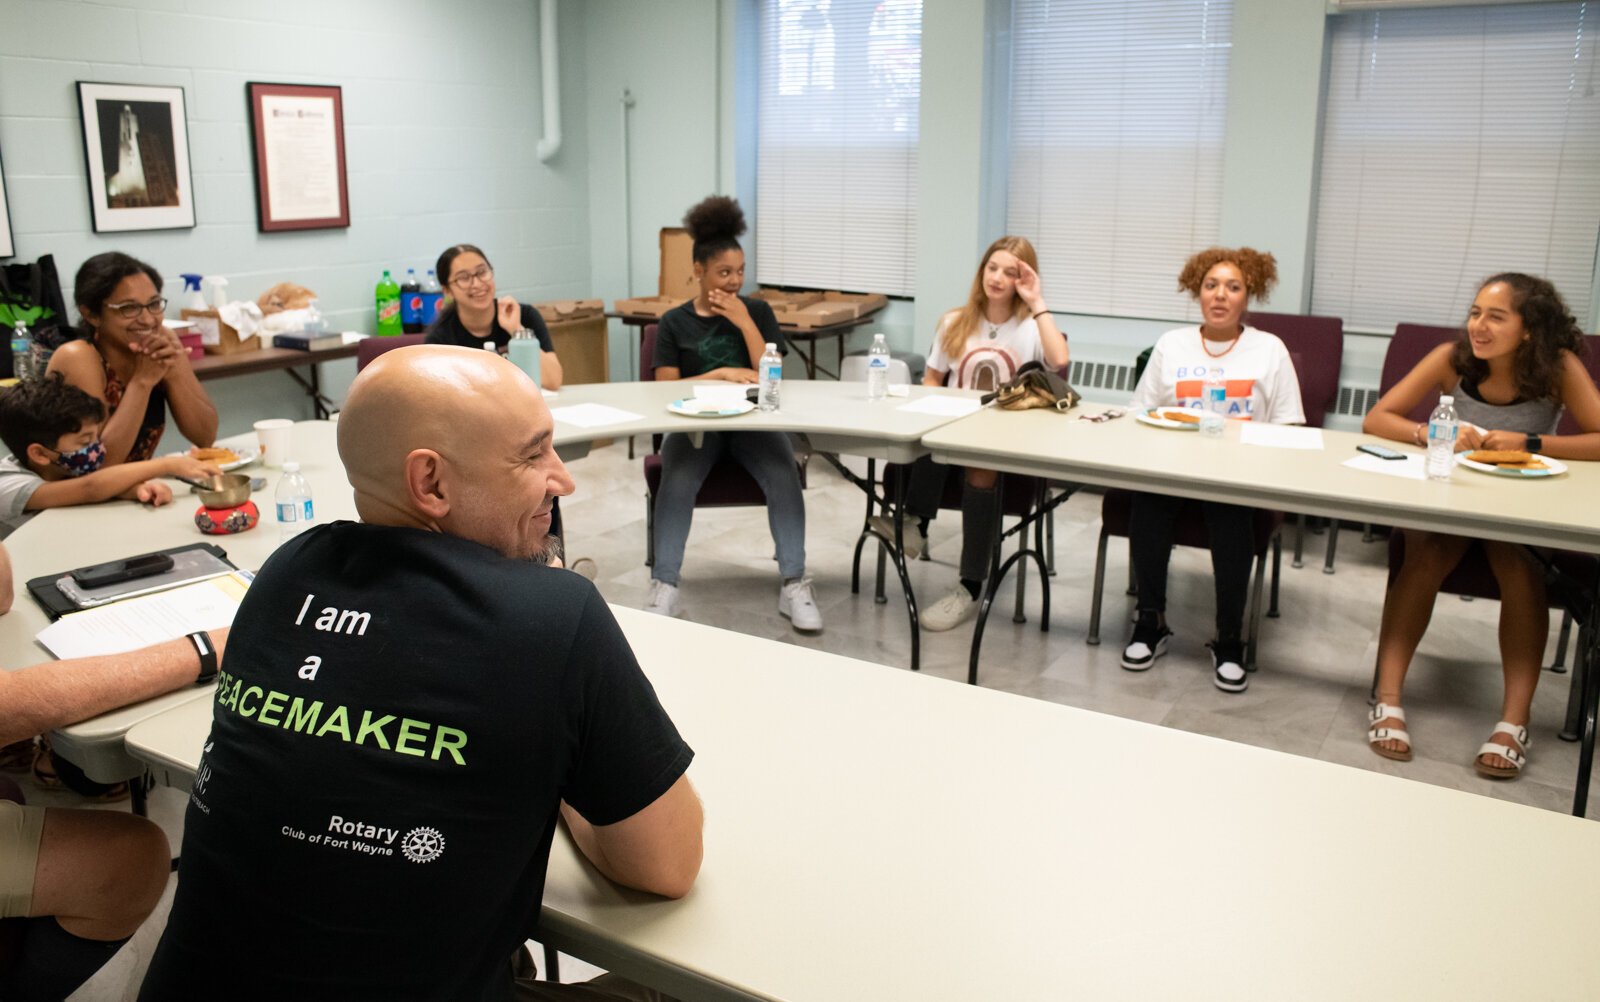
top-left (839, 355), bottom-right (913, 385)
top-left (1381, 323), bottom-right (1459, 423)
top-left (356, 333), bottom-right (425, 371)
top-left (1246, 311), bottom-right (1344, 429)
top-left (1556, 332), bottom-right (1600, 435)
top-left (640, 323), bottom-right (658, 382)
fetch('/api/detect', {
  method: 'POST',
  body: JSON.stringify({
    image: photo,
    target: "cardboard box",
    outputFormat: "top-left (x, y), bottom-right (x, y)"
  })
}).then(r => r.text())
top-left (181, 308), bottom-right (261, 355)
top-left (755, 288), bottom-right (824, 312)
top-left (544, 314), bottom-right (608, 386)
top-left (777, 292), bottom-right (891, 329)
top-left (534, 299), bottom-right (605, 324)
top-left (612, 228), bottom-right (697, 318)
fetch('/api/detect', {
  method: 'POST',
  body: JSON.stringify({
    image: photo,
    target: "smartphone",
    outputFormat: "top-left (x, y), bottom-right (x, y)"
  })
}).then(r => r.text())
top-left (71, 553), bottom-right (176, 589)
top-left (1357, 443), bottom-right (1406, 461)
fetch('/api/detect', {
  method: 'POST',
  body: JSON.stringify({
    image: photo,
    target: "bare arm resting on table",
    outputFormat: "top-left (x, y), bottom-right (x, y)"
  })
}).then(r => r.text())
top-left (0, 629), bottom-right (229, 745)
top-left (561, 773), bottom-right (704, 899)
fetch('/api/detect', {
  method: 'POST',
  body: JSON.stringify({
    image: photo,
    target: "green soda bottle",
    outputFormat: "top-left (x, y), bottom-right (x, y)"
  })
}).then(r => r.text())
top-left (375, 270), bottom-right (402, 336)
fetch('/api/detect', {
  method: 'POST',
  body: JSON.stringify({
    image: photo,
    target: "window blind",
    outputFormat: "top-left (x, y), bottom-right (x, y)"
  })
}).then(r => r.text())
top-left (1006, 0), bottom-right (1234, 321)
top-left (756, 0), bottom-right (922, 296)
top-left (1312, 3), bottom-right (1600, 332)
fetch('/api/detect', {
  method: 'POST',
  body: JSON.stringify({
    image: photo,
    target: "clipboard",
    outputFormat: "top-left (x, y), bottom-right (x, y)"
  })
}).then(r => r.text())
top-left (26, 542), bottom-right (236, 620)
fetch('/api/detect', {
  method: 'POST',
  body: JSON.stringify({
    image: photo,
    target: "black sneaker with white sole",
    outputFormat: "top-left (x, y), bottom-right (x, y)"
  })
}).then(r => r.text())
top-left (1121, 610), bottom-right (1172, 671)
top-left (1209, 637), bottom-right (1248, 693)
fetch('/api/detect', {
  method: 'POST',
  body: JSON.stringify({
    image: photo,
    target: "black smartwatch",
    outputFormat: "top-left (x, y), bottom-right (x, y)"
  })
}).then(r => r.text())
top-left (1526, 433), bottom-right (1543, 454)
top-left (187, 631), bottom-right (219, 685)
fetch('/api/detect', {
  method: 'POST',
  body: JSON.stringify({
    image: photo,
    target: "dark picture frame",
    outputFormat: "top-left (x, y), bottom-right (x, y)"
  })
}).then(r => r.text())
top-left (0, 142), bottom-right (14, 258)
top-left (75, 82), bottom-right (196, 233)
top-left (247, 82), bottom-right (350, 232)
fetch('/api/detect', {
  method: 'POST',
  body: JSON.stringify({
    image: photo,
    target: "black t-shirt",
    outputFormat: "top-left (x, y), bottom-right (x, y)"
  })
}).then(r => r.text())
top-left (425, 303), bottom-right (554, 353)
top-left (654, 296), bottom-right (785, 378)
top-left (140, 523), bottom-right (692, 1002)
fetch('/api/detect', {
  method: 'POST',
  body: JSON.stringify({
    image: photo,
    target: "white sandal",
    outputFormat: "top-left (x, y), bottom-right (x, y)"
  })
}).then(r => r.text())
top-left (1474, 721), bottom-right (1530, 779)
top-left (1367, 702), bottom-right (1412, 762)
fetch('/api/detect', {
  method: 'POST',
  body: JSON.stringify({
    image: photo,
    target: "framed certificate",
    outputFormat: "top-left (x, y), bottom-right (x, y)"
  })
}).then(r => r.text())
top-left (247, 82), bottom-right (351, 232)
top-left (75, 82), bottom-right (197, 233)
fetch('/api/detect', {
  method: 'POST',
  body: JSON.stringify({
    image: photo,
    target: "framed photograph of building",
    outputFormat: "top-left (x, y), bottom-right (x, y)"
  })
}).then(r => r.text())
top-left (75, 82), bottom-right (196, 233)
top-left (247, 82), bottom-right (350, 232)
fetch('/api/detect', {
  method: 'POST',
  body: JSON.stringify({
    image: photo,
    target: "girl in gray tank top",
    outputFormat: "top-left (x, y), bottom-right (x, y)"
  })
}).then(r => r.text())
top-left (1361, 272), bottom-right (1600, 781)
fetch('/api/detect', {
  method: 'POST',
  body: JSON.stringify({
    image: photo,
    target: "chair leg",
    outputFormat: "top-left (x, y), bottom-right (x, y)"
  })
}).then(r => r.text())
top-left (1292, 512), bottom-right (1305, 569)
top-left (1245, 548), bottom-right (1268, 671)
top-left (1046, 504), bottom-right (1057, 577)
top-left (1560, 622), bottom-right (1587, 741)
top-left (1549, 609), bottom-right (1573, 674)
top-left (1267, 533), bottom-right (1282, 619)
top-left (1013, 522), bottom-right (1028, 625)
top-left (1087, 530), bottom-right (1109, 646)
top-left (1323, 520), bottom-right (1340, 574)
top-left (645, 493), bottom-right (655, 568)
top-left (1361, 522), bottom-right (1375, 543)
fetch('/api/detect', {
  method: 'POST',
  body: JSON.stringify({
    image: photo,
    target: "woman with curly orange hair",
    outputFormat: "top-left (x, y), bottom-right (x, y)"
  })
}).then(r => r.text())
top-left (1122, 247), bottom-right (1303, 692)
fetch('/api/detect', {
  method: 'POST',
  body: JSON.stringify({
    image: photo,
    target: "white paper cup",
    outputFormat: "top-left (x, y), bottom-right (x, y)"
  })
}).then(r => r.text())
top-left (254, 418), bottom-right (294, 468)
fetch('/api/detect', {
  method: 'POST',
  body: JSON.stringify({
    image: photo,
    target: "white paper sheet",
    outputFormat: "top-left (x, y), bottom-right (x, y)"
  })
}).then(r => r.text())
top-left (549, 403), bottom-right (643, 429)
top-left (1239, 424), bottom-right (1325, 450)
top-left (36, 572), bottom-right (253, 660)
top-left (897, 396), bottom-right (983, 417)
top-left (1342, 453), bottom-right (1426, 481)
top-left (692, 384), bottom-right (750, 404)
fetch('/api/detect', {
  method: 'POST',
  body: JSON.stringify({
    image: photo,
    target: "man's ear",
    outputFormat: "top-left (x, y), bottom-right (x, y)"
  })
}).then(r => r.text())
top-left (403, 449), bottom-right (450, 520)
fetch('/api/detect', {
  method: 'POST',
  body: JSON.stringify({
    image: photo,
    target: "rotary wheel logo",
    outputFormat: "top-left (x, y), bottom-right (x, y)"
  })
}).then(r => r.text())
top-left (400, 826), bottom-right (446, 864)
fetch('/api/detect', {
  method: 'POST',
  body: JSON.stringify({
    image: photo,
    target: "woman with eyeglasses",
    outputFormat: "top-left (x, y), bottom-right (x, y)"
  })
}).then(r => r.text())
top-left (45, 252), bottom-right (217, 464)
top-left (423, 244), bottom-right (563, 390)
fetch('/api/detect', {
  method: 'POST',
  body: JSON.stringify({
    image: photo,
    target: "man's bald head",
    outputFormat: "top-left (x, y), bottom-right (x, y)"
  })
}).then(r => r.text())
top-left (338, 345), bottom-right (574, 559)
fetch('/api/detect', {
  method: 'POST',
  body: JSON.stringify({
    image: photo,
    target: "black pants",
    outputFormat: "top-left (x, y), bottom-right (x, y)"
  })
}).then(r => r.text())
top-left (1128, 493), bottom-right (1255, 640)
top-left (901, 456), bottom-right (999, 584)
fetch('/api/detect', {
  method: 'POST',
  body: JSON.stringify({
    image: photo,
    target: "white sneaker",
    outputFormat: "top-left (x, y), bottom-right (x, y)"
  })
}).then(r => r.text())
top-left (867, 515), bottom-right (927, 560)
top-left (644, 580), bottom-right (681, 617)
top-left (779, 578), bottom-right (823, 632)
top-left (922, 585), bottom-right (978, 632)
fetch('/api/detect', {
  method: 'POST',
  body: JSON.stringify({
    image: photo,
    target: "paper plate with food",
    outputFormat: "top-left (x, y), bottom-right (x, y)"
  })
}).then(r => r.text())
top-left (190, 445), bottom-right (259, 471)
top-left (667, 397), bottom-right (757, 418)
top-left (1456, 450), bottom-right (1568, 478)
top-left (1135, 407), bottom-right (1202, 430)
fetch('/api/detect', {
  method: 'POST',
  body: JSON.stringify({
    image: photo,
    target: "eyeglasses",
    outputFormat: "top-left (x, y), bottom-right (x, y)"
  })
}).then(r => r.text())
top-left (103, 297), bottom-right (167, 320)
top-left (449, 266), bottom-right (494, 289)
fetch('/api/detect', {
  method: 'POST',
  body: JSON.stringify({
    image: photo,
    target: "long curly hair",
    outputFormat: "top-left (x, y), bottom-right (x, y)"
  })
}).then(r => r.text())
top-left (1452, 273), bottom-right (1585, 402)
top-left (683, 196), bottom-right (746, 264)
top-left (1176, 247), bottom-right (1277, 302)
top-left (938, 236), bottom-right (1040, 360)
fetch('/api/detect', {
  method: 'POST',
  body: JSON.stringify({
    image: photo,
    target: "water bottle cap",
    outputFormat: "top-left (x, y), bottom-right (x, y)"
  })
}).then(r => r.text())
top-left (282, 461), bottom-right (301, 473)
top-left (765, 343), bottom-right (776, 352)
top-left (1439, 394), bottom-right (1453, 404)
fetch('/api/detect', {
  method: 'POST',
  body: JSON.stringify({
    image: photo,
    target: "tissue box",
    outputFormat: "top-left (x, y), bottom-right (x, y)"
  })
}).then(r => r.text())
top-left (181, 309), bottom-right (261, 355)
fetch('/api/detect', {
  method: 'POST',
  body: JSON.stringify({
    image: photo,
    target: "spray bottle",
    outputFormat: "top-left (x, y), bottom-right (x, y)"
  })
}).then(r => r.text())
top-left (179, 273), bottom-right (206, 313)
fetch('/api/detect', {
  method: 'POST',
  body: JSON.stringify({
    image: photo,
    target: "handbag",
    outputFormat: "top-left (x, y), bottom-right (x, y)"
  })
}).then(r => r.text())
top-left (0, 254), bottom-right (79, 377)
top-left (982, 360), bottom-right (1081, 412)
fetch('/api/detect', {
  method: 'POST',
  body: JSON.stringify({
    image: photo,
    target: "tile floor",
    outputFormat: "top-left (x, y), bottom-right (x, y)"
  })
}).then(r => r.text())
top-left (21, 435), bottom-right (1595, 1000)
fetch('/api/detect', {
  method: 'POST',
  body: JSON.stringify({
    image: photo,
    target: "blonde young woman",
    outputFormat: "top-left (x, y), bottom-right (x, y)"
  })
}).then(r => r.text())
top-left (1363, 273), bottom-right (1600, 778)
top-left (881, 236), bottom-right (1069, 632)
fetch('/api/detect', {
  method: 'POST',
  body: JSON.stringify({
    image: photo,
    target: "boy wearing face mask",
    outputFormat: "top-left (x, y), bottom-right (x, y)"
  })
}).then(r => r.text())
top-left (0, 374), bottom-right (221, 537)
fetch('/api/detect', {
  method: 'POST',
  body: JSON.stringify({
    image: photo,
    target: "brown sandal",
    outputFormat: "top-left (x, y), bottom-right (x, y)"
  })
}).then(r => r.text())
top-left (31, 741), bottom-right (129, 803)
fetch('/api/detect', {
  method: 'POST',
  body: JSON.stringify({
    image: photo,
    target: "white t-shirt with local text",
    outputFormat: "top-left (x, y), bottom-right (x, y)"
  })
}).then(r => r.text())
top-left (1130, 325), bottom-right (1305, 424)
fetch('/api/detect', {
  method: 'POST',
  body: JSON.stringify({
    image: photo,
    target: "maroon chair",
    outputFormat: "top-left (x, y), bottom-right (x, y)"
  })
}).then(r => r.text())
top-left (1555, 333), bottom-right (1600, 435)
top-left (356, 333), bottom-right (426, 371)
top-left (1248, 312), bottom-right (1346, 571)
top-left (640, 324), bottom-right (808, 567)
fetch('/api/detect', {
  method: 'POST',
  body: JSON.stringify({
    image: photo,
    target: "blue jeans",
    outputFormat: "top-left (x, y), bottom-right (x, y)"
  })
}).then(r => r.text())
top-left (651, 430), bottom-right (806, 586)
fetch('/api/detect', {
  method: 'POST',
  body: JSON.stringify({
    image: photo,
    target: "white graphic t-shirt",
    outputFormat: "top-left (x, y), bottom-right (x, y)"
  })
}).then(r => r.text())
top-left (926, 312), bottom-right (1045, 391)
top-left (1130, 325), bottom-right (1305, 424)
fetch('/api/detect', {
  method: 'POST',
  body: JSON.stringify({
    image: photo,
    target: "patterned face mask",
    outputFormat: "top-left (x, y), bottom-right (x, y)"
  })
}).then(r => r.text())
top-left (50, 439), bottom-right (107, 477)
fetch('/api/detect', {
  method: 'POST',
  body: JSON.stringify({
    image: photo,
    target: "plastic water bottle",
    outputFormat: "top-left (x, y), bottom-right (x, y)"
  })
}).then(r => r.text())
top-left (1426, 394), bottom-right (1459, 481)
top-left (508, 328), bottom-right (541, 386)
top-left (1199, 371), bottom-right (1225, 437)
top-left (866, 333), bottom-right (890, 402)
top-left (420, 269), bottom-right (443, 326)
top-left (275, 461), bottom-right (315, 543)
top-left (758, 343), bottom-right (782, 412)
top-left (375, 270), bottom-right (402, 336)
top-left (9, 321), bottom-right (34, 382)
top-left (400, 268), bottom-right (423, 333)
top-left (302, 299), bottom-right (326, 336)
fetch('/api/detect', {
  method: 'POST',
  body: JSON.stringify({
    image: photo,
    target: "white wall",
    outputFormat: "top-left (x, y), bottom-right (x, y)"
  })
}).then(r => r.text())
top-left (0, 0), bottom-right (593, 442)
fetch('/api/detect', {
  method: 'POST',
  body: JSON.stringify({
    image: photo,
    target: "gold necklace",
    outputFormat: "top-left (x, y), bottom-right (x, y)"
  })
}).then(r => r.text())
top-left (1199, 330), bottom-right (1241, 358)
